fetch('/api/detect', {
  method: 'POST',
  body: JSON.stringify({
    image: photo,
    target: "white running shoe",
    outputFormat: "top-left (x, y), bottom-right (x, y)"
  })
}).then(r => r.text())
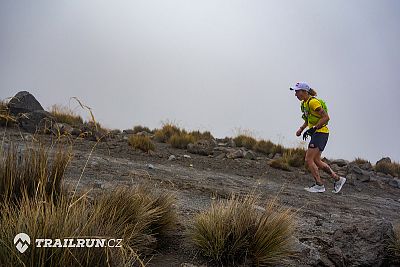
top-left (333, 177), bottom-right (346, 193)
top-left (304, 184), bottom-right (326, 193)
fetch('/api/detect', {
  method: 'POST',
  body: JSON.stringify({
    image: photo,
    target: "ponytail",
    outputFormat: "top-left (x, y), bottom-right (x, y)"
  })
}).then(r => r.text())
top-left (309, 88), bottom-right (317, 96)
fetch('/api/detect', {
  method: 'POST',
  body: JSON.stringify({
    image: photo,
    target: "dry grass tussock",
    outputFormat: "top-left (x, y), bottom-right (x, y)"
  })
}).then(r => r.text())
top-left (154, 123), bottom-right (182, 143)
top-left (352, 157), bottom-right (370, 165)
top-left (132, 125), bottom-right (153, 134)
top-left (0, 99), bottom-right (17, 126)
top-left (284, 148), bottom-right (306, 168)
top-left (269, 158), bottom-right (291, 172)
top-left (0, 141), bottom-right (176, 266)
top-left (49, 104), bottom-right (83, 126)
top-left (374, 161), bottom-right (400, 177)
top-left (154, 123), bottom-right (213, 148)
top-left (128, 135), bottom-right (155, 152)
top-left (234, 134), bottom-right (257, 150)
top-left (254, 140), bottom-right (274, 155)
top-left (269, 148), bottom-right (306, 171)
top-left (191, 194), bottom-right (296, 266)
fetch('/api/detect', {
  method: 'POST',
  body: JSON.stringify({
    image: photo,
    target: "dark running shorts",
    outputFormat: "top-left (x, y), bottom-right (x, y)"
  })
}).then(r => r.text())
top-left (309, 132), bottom-right (329, 151)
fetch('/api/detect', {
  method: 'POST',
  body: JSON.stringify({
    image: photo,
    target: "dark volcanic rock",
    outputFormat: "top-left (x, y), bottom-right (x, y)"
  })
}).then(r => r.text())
top-left (18, 110), bottom-right (55, 133)
top-left (8, 91), bottom-right (44, 115)
top-left (331, 220), bottom-right (393, 266)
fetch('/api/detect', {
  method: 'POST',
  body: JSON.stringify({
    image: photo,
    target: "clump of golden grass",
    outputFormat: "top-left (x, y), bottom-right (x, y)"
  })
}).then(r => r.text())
top-left (254, 140), bottom-right (274, 155)
top-left (191, 194), bottom-right (295, 265)
top-left (132, 125), bottom-right (153, 134)
top-left (234, 134), bottom-right (257, 150)
top-left (271, 144), bottom-right (286, 156)
top-left (375, 161), bottom-right (400, 177)
top-left (269, 158), bottom-right (291, 171)
top-left (0, 142), bottom-right (177, 266)
top-left (0, 144), bottom-right (71, 203)
top-left (189, 130), bottom-right (214, 141)
top-left (169, 133), bottom-right (196, 149)
top-left (49, 104), bottom-right (83, 126)
top-left (128, 135), bottom-right (155, 152)
top-left (352, 157), bottom-right (370, 165)
top-left (0, 99), bottom-right (17, 126)
top-left (154, 123), bottom-right (182, 143)
top-left (389, 224), bottom-right (400, 263)
top-left (284, 148), bottom-right (306, 168)
top-left (0, 186), bottom-right (176, 266)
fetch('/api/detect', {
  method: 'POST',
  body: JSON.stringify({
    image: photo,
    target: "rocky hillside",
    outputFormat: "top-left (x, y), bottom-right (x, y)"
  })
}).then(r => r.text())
top-left (1, 91), bottom-right (399, 266)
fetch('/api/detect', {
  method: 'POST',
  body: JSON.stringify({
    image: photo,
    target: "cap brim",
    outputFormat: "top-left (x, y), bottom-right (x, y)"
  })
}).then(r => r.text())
top-left (289, 87), bottom-right (299, 91)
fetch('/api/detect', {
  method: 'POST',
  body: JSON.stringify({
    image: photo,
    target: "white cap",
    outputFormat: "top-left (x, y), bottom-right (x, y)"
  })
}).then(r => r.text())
top-left (290, 82), bottom-right (311, 91)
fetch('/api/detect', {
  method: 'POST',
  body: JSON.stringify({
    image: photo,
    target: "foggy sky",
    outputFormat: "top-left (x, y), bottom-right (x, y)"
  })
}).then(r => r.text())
top-left (1, 0), bottom-right (399, 163)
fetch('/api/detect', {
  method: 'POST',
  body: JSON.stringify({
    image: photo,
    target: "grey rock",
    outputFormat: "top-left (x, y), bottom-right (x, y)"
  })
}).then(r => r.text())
top-left (7, 91), bottom-right (44, 115)
top-left (136, 131), bottom-right (153, 137)
top-left (51, 123), bottom-right (74, 135)
top-left (347, 163), bottom-right (371, 182)
top-left (359, 162), bottom-right (373, 171)
top-left (168, 155), bottom-right (176, 161)
top-left (123, 129), bottom-right (135, 134)
top-left (18, 110), bottom-right (55, 133)
top-left (388, 178), bottom-right (400, 189)
top-left (109, 129), bottom-right (121, 135)
top-left (332, 220), bottom-right (393, 266)
top-left (243, 150), bottom-right (257, 160)
top-left (93, 180), bottom-right (104, 189)
top-left (292, 238), bottom-right (321, 265)
top-left (226, 149), bottom-right (245, 159)
top-left (273, 153), bottom-right (282, 159)
top-left (331, 159), bottom-right (349, 167)
top-left (146, 164), bottom-right (155, 169)
top-left (71, 128), bottom-right (81, 136)
top-left (183, 154), bottom-right (191, 159)
top-left (327, 246), bottom-right (346, 267)
top-left (376, 157), bottom-right (391, 165)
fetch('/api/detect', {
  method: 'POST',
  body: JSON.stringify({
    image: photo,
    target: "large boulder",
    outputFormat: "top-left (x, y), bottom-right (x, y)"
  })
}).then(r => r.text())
top-left (376, 157), bottom-right (391, 165)
top-left (331, 159), bottom-right (349, 167)
top-left (331, 220), bottom-right (393, 266)
top-left (18, 110), bottom-right (55, 133)
top-left (7, 91), bottom-right (44, 115)
top-left (347, 163), bottom-right (371, 183)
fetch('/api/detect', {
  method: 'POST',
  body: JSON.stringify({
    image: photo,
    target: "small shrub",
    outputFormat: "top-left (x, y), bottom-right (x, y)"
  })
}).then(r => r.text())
top-left (191, 194), bottom-right (295, 265)
top-left (128, 135), bottom-right (155, 152)
top-left (375, 161), bottom-right (400, 177)
top-left (133, 125), bottom-right (153, 134)
top-left (169, 133), bottom-right (196, 149)
top-left (0, 141), bottom-right (176, 266)
top-left (50, 104), bottom-right (83, 126)
top-left (254, 140), bottom-right (274, 155)
top-left (189, 130), bottom-right (214, 141)
top-left (0, 99), bottom-right (16, 126)
top-left (269, 158), bottom-right (291, 171)
top-left (284, 148), bottom-right (306, 168)
top-left (0, 144), bottom-right (71, 204)
top-left (353, 157), bottom-right (370, 165)
top-left (154, 123), bottom-right (182, 143)
top-left (271, 144), bottom-right (285, 155)
top-left (234, 135), bottom-right (257, 150)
